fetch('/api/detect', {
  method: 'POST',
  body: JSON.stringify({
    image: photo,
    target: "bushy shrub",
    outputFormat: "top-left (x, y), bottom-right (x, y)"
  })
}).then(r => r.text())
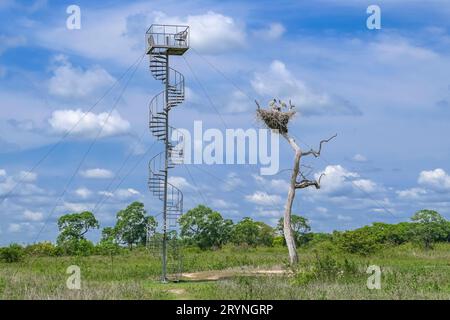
top-left (307, 233), bottom-right (333, 247)
top-left (333, 229), bottom-right (380, 255)
top-left (24, 242), bottom-right (58, 256)
top-left (308, 238), bottom-right (341, 255)
top-left (58, 239), bottom-right (95, 256)
top-left (0, 243), bottom-right (24, 263)
top-left (313, 253), bottom-right (358, 279)
top-left (95, 241), bottom-right (121, 256)
top-left (293, 253), bottom-right (359, 285)
top-left (272, 236), bottom-right (284, 247)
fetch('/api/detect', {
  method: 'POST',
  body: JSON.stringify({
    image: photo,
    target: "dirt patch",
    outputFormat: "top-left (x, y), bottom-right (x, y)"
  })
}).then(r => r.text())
top-left (180, 266), bottom-right (287, 281)
top-left (168, 288), bottom-right (186, 295)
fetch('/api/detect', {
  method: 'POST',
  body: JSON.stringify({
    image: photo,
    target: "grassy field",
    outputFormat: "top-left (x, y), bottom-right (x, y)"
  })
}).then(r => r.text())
top-left (1, 243), bottom-right (449, 300)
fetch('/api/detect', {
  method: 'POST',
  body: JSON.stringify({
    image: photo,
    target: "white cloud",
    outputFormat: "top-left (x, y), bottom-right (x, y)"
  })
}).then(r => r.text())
top-left (352, 154), bottom-right (367, 162)
top-left (48, 55), bottom-right (115, 99)
top-left (81, 168), bottom-right (114, 179)
top-left (75, 187), bottom-right (92, 199)
top-left (395, 169), bottom-right (450, 203)
top-left (223, 172), bottom-right (245, 191)
top-left (168, 176), bottom-right (192, 189)
top-left (254, 22), bottom-right (285, 40)
top-left (315, 165), bottom-right (359, 195)
top-left (254, 207), bottom-right (283, 218)
top-left (115, 188), bottom-right (141, 199)
top-left (99, 191), bottom-right (114, 197)
top-left (126, 188), bottom-right (139, 195)
top-left (396, 187), bottom-right (427, 200)
top-left (353, 179), bottom-right (378, 193)
top-left (211, 198), bottom-right (235, 209)
top-left (7, 222), bottom-right (36, 233)
top-left (0, 175), bottom-right (45, 197)
top-left (8, 223), bottom-right (22, 233)
top-left (337, 214), bottom-right (352, 221)
top-left (317, 207), bottom-right (328, 213)
top-left (370, 38), bottom-right (438, 62)
top-left (23, 209), bottom-right (44, 222)
top-left (98, 188), bottom-right (140, 200)
top-left (156, 11), bottom-right (246, 54)
top-left (0, 35), bottom-right (26, 54)
top-left (63, 202), bottom-right (91, 212)
top-left (269, 179), bottom-right (289, 191)
top-left (251, 60), bottom-right (360, 116)
top-left (312, 165), bottom-right (382, 197)
top-left (418, 168), bottom-right (450, 191)
top-left (35, 7), bottom-right (140, 65)
top-left (252, 174), bottom-right (289, 193)
top-left (245, 191), bottom-right (282, 205)
top-left (18, 171), bottom-right (37, 183)
top-left (225, 90), bottom-right (252, 113)
top-left (48, 109), bottom-right (130, 138)
top-left (0, 169), bottom-right (6, 177)
top-left (184, 86), bottom-right (202, 104)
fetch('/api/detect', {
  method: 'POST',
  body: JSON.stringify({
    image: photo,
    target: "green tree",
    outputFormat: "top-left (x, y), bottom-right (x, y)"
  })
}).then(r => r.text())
top-left (100, 227), bottom-right (117, 243)
top-left (57, 211), bottom-right (99, 245)
top-left (95, 227), bottom-right (121, 270)
top-left (179, 205), bottom-right (233, 250)
top-left (256, 221), bottom-right (275, 246)
top-left (410, 209), bottom-right (449, 249)
top-left (334, 228), bottom-right (379, 255)
top-left (277, 215), bottom-right (311, 246)
top-left (231, 217), bottom-right (259, 246)
top-left (114, 202), bottom-right (156, 249)
top-left (0, 243), bottom-right (24, 263)
top-left (366, 222), bottom-right (415, 245)
top-left (231, 217), bottom-right (275, 246)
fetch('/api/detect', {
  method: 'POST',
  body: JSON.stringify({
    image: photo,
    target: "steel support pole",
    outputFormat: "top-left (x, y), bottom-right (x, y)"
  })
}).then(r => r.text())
top-left (161, 52), bottom-right (170, 283)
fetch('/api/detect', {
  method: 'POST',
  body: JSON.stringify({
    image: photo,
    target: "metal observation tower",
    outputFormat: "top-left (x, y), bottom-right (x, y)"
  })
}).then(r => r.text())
top-left (146, 24), bottom-right (189, 282)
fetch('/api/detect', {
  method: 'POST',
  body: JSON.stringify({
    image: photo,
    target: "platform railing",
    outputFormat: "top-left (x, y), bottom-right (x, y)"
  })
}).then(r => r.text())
top-left (146, 24), bottom-right (189, 52)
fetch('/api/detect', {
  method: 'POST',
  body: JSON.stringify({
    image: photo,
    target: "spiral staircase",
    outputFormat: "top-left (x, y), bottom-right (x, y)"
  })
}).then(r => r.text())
top-left (146, 25), bottom-right (189, 281)
top-left (148, 51), bottom-right (185, 229)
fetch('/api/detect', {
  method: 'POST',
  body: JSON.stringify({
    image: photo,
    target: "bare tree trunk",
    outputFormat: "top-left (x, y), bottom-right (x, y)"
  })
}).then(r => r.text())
top-left (283, 134), bottom-right (301, 265)
top-left (255, 99), bottom-right (336, 266)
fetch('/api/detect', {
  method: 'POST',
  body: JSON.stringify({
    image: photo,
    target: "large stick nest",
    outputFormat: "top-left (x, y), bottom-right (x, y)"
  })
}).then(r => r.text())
top-left (256, 109), bottom-right (295, 134)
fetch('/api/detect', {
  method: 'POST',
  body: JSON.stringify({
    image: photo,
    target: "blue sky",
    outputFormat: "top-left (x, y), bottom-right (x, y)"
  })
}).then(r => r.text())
top-left (1, 0), bottom-right (450, 245)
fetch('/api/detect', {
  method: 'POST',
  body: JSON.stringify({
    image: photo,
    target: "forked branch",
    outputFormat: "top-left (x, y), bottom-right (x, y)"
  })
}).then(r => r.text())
top-left (302, 134), bottom-right (337, 157)
top-left (295, 173), bottom-right (325, 189)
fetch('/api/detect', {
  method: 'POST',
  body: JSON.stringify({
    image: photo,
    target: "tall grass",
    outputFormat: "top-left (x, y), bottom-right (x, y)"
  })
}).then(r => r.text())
top-left (1, 244), bottom-right (449, 299)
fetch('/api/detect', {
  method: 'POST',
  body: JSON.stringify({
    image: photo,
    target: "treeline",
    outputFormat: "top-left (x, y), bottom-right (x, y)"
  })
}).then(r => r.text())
top-left (1, 203), bottom-right (450, 262)
top-left (175, 206), bottom-right (450, 255)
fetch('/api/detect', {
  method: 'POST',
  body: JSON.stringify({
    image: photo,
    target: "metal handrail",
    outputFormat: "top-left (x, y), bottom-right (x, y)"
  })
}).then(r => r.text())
top-left (146, 24), bottom-right (189, 33)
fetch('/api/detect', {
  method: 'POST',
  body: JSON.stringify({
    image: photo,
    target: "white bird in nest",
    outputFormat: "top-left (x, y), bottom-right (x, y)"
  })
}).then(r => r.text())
top-left (270, 99), bottom-right (281, 111)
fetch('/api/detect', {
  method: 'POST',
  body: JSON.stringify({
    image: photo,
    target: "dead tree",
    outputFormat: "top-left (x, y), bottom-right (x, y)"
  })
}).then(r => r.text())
top-left (256, 99), bottom-right (336, 265)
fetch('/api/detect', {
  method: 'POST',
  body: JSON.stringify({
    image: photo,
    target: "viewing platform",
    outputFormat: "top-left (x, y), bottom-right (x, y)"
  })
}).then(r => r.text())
top-left (146, 24), bottom-right (190, 55)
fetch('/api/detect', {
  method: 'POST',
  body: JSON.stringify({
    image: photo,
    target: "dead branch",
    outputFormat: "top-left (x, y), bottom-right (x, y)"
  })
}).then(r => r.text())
top-left (295, 173), bottom-right (325, 189)
top-left (302, 134), bottom-right (337, 157)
